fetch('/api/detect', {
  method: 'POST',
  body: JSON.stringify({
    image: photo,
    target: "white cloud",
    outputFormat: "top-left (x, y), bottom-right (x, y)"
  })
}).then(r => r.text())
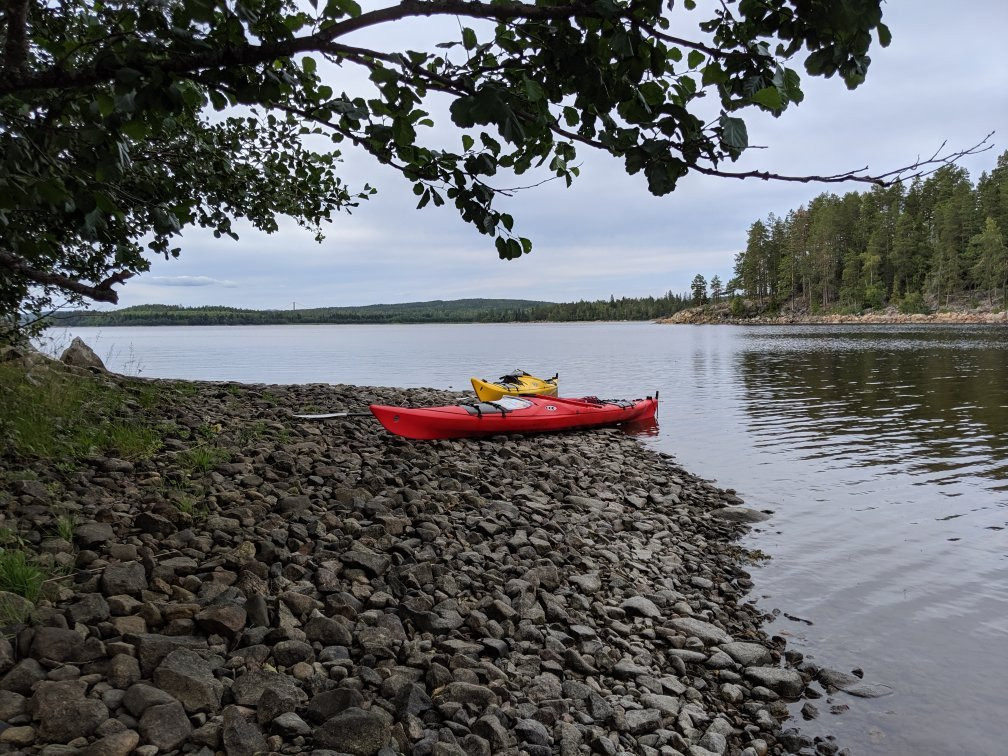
top-left (146, 275), bottom-right (238, 287)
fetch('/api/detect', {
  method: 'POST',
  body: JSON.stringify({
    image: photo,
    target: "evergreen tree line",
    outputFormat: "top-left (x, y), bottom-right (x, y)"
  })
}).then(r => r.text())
top-left (529, 291), bottom-right (690, 321)
top-left (724, 151), bottom-right (1008, 313)
top-left (48, 292), bottom-right (692, 327)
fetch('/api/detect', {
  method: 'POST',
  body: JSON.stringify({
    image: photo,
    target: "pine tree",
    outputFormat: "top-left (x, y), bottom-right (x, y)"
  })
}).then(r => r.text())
top-left (710, 275), bottom-right (723, 304)
top-left (691, 274), bottom-right (709, 305)
top-left (970, 218), bottom-right (1008, 306)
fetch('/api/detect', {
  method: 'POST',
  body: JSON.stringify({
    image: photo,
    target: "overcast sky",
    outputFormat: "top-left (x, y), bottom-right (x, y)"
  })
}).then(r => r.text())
top-left (115, 1), bottom-right (1006, 310)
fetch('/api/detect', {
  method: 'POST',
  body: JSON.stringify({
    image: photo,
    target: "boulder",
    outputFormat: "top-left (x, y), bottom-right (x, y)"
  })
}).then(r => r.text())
top-left (313, 707), bottom-right (392, 755)
top-left (60, 337), bottom-right (105, 370)
top-left (32, 680), bottom-right (109, 742)
top-left (152, 649), bottom-right (224, 713)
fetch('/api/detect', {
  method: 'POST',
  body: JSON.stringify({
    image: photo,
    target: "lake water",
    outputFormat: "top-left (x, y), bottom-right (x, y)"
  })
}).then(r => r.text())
top-left (44, 323), bottom-right (1008, 755)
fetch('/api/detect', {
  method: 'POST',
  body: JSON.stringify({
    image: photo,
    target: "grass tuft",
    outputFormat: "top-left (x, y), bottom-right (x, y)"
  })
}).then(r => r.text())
top-left (98, 422), bottom-right (162, 460)
top-left (176, 493), bottom-right (209, 521)
top-left (55, 513), bottom-right (76, 543)
top-left (0, 550), bottom-right (46, 602)
top-left (178, 446), bottom-right (230, 475)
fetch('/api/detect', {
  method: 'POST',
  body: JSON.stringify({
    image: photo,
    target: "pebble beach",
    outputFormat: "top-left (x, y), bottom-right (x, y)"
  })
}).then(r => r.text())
top-left (0, 347), bottom-right (879, 755)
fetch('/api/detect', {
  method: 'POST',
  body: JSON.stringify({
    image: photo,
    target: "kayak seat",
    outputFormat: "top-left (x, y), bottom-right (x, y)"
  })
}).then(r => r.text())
top-left (461, 402), bottom-right (508, 417)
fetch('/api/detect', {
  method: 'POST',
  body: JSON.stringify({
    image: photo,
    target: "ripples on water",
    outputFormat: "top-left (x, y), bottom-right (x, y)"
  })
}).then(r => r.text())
top-left (740, 327), bottom-right (1008, 492)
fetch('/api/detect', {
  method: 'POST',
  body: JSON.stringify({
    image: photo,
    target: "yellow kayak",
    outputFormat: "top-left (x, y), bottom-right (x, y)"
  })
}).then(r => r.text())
top-left (471, 370), bottom-right (558, 401)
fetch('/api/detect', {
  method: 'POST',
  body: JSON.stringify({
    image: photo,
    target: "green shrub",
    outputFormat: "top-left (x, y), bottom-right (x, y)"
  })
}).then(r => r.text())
top-left (899, 292), bottom-right (929, 314)
top-left (729, 295), bottom-right (745, 317)
top-left (863, 284), bottom-right (885, 309)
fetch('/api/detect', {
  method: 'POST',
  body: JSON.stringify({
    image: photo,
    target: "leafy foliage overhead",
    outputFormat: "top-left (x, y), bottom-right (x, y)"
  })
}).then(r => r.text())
top-left (0, 0), bottom-right (932, 326)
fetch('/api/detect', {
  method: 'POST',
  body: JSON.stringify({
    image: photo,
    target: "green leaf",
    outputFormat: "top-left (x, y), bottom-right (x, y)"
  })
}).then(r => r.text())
top-left (392, 119), bottom-right (416, 147)
top-left (522, 78), bottom-right (545, 103)
top-left (179, 86), bottom-right (202, 109)
top-left (209, 90), bottom-right (229, 110)
top-left (462, 134), bottom-right (474, 151)
top-left (323, 0), bottom-right (361, 18)
top-left (751, 86), bottom-right (782, 111)
top-left (462, 27), bottom-right (477, 50)
top-left (719, 115), bottom-right (748, 154)
top-left (94, 192), bottom-right (120, 214)
top-left (121, 120), bottom-right (148, 140)
top-left (805, 49), bottom-right (834, 77)
top-left (644, 156), bottom-right (685, 195)
top-left (638, 81), bottom-right (664, 106)
top-left (96, 93), bottom-right (115, 117)
top-left (701, 64), bottom-right (728, 86)
top-left (877, 23), bottom-right (892, 47)
top-left (687, 50), bottom-right (704, 69)
top-left (782, 68), bottom-right (803, 104)
top-left (479, 133), bottom-right (501, 155)
top-left (303, 56), bottom-right (317, 75)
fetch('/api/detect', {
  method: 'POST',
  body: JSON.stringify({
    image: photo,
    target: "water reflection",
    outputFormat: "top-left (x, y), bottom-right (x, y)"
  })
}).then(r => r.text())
top-left (620, 415), bottom-right (660, 437)
top-left (737, 327), bottom-right (1008, 490)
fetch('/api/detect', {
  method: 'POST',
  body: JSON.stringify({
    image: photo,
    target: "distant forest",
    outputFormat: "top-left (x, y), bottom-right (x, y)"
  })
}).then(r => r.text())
top-left (49, 293), bottom-right (692, 327)
top-left (713, 150), bottom-right (1008, 313)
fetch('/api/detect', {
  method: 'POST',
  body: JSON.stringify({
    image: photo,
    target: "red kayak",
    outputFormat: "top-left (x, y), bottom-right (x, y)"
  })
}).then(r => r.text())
top-left (369, 394), bottom-right (659, 440)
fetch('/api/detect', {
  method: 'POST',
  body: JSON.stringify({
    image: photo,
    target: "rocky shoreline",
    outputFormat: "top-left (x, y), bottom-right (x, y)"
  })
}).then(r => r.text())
top-left (661, 309), bottom-right (1008, 326)
top-left (0, 349), bottom-right (874, 755)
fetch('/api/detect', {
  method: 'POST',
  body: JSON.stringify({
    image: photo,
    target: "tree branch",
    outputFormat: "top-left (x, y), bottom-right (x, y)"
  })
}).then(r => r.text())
top-left (324, 0), bottom-right (601, 39)
top-left (690, 132), bottom-right (995, 186)
top-left (0, 0), bottom-right (628, 96)
top-left (3, 0), bottom-right (29, 72)
top-left (638, 22), bottom-right (726, 59)
top-left (0, 249), bottom-right (133, 303)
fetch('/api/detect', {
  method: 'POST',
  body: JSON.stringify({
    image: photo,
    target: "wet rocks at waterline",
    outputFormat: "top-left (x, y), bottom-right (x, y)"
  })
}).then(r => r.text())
top-left (0, 364), bottom-right (878, 754)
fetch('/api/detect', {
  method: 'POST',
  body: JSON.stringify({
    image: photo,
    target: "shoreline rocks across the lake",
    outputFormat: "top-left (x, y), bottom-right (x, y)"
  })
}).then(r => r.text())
top-left (0, 353), bottom-right (863, 755)
top-left (660, 307), bottom-right (1008, 326)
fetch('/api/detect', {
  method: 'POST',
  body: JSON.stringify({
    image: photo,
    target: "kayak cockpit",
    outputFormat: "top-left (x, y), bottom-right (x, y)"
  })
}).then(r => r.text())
top-left (460, 396), bottom-right (533, 416)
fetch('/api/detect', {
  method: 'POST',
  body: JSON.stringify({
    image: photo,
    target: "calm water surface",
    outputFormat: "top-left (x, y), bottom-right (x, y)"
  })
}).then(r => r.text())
top-left (47, 323), bottom-right (1008, 755)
